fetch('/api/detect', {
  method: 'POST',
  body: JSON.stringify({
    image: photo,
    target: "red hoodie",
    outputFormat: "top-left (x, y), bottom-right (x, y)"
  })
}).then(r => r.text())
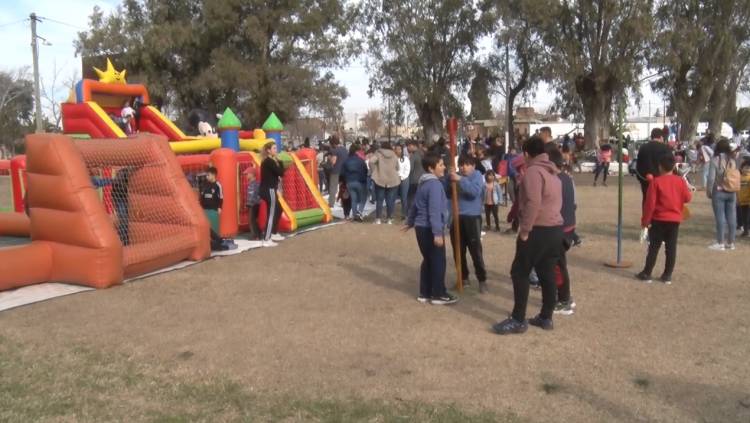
top-left (641, 174), bottom-right (692, 227)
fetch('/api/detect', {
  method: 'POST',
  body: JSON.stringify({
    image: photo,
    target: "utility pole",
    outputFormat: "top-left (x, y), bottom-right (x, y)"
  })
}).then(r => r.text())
top-left (505, 43), bottom-right (510, 153)
top-left (30, 13), bottom-right (43, 133)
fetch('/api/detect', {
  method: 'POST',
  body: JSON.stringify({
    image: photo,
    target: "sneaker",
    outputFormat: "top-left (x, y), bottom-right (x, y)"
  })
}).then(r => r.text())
top-left (569, 297), bottom-right (577, 309)
top-left (528, 315), bottom-right (554, 330)
top-left (573, 239), bottom-right (583, 247)
top-left (725, 243), bottom-right (736, 250)
top-left (478, 281), bottom-right (488, 294)
top-left (708, 243), bottom-right (725, 251)
top-left (481, 231), bottom-right (487, 237)
top-left (261, 240), bottom-right (278, 248)
top-left (492, 317), bottom-right (528, 335)
top-left (416, 296), bottom-right (430, 304)
top-left (553, 301), bottom-right (575, 315)
top-left (635, 272), bottom-right (653, 283)
top-left (387, 219), bottom-right (393, 225)
top-left (270, 234), bottom-right (285, 242)
top-left (659, 275), bottom-right (672, 285)
top-left (375, 219), bottom-right (382, 225)
top-left (430, 294), bottom-right (459, 305)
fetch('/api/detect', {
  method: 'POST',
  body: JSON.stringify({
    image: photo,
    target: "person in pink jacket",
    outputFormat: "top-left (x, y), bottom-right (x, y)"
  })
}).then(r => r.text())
top-left (593, 143), bottom-right (613, 186)
top-left (493, 136), bottom-right (564, 335)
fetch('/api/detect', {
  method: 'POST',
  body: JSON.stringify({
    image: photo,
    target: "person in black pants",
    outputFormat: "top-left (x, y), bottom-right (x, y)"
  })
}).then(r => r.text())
top-left (259, 142), bottom-right (287, 246)
top-left (493, 136), bottom-right (564, 335)
top-left (637, 154), bottom-right (692, 284)
top-left (635, 128), bottom-right (672, 203)
top-left (448, 155), bottom-right (488, 292)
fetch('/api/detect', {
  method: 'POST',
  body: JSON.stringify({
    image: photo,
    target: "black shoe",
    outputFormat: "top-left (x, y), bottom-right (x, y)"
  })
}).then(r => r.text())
top-left (635, 272), bottom-right (653, 284)
top-left (528, 315), bottom-right (554, 330)
top-left (573, 238), bottom-right (582, 247)
top-left (430, 294), bottom-right (458, 305)
top-left (492, 317), bottom-right (528, 335)
top-left (659, 275), bottom-right (672, 285)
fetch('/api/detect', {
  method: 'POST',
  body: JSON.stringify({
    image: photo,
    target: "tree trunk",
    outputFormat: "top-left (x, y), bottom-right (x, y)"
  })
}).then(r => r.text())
top-left (581, 94), bottom-right (609, 149)
top-left (416, 100), bottom-right (444, 146)
top-left (708, 86), bottom-right (725, 136)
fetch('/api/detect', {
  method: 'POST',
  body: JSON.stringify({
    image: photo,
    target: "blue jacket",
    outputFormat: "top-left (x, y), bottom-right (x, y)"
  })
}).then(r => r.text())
top-left (341, 155), bottom-right (368, 185)
top-left (456, 170), bottom-right (484, 216)
top-left (407, 174), bottom-right (448, 236)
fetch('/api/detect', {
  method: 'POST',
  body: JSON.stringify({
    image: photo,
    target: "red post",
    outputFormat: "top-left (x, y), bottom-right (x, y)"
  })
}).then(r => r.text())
top-left (447, 118), bottom-right (463, 293)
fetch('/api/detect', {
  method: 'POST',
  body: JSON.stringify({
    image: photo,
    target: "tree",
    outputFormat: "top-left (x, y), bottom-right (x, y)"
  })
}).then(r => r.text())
top-left (729, 107), bottom-right (750, 132)
top-left (76, 0), bottom-right (355, 128)
top-left (486, 0), bottom-right (548, 147)
top-left (41, 61), bottom-right (80, 131)
top-left (360, 109), bottom-right (383, 139)
top-left (468, 63), bottom-right (494, 120)
top-left (541, 0), bottom-right (653, 148)
top-left (360, 0), bottom-right (490, 143)
top-left (0, 69), bottom-right (34, 154)
top-left (651, 0), bottom-right (750, 142)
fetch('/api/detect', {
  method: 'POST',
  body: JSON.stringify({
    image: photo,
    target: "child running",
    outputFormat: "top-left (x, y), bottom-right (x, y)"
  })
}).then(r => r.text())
top-left (403, 152), bottom-right (457, 305)
top-left (636, 154), bottom-right (692, 284)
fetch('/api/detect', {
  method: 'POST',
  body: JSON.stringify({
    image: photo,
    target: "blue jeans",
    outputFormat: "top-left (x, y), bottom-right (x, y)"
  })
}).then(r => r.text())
top-left (347, 181), bottom-right (366, 217)
top-left (415, 226), bottom-right (447, 299)
top-left (702, 164), bottom-right (710, 189)
top-left (374, 184), bottom-right (398, 219)
top-left (712, 190), bottom-right (737, 244)
top-left (398, 179), bottom-right (410, 217)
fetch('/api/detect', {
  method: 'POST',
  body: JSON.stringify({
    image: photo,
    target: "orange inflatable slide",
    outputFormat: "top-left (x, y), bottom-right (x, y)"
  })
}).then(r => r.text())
top-left (0, 133), bottom-right (210, 291)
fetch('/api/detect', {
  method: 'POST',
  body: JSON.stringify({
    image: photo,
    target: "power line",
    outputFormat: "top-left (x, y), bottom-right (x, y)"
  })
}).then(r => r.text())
top-left (36, 15), bottom-right (86, 31)
top-left (0, 18), bottom-right (28, 29)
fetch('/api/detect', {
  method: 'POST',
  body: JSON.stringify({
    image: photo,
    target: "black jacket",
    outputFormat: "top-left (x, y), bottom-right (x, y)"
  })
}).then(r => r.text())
top-left (636, 141), bottom-right (671, 182)
top-left (559, 172), bottom-right (576, 227)
top-left (200, 181), bottom-right (223, 210)
top-left (260, 157), bottom-right (286, 191)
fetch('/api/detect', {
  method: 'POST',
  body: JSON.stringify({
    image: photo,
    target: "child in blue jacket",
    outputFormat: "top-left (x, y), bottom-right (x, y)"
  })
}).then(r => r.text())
top-left (404, 152), bottom-right (457, 305)
top-left (449, 155), bottom-right (488, 293)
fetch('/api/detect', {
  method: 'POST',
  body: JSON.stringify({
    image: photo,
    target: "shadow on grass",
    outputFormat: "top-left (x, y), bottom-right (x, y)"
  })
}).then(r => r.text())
top-left (0, 335), bottom-right (520, 422)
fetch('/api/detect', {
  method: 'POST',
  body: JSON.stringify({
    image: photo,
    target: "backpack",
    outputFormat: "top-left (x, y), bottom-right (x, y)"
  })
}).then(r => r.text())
top-left (720, 157), bottom-right (741, 193)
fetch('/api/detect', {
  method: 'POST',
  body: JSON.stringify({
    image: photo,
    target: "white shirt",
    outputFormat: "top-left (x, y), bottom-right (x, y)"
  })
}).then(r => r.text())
top-left (398, 156), bottom-right (411, 181)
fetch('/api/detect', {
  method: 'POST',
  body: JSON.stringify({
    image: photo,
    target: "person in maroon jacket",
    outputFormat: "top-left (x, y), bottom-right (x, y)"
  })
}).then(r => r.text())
top-left (493, 136), bottom-right (564, 335)
top-left (636, 154), bottom-right (693, 284)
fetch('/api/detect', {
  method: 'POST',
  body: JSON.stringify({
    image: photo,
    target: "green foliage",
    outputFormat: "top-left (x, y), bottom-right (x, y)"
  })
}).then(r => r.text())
top-left (650, 0), bottom-right (750, 141)
top-left (75, 0), bottom-right (355, 128)
top-left (541, 0), bottom-right (653, 147)
top-left (359, 0), bottom-right (492, 142)
top-left (468, 64), bottom-right (494, 120)
top-left (0, 69), bottom-right (35, 153)
top-left (729, 107), bottom-right (750, 132)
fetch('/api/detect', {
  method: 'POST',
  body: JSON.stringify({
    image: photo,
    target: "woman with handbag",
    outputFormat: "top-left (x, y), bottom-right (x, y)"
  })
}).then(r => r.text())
top-left (706, 139), bottom-right (740, 251)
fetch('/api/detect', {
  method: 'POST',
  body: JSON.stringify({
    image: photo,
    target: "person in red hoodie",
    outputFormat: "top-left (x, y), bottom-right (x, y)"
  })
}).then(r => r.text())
top-left (636, 154), bottom-right (692, 285)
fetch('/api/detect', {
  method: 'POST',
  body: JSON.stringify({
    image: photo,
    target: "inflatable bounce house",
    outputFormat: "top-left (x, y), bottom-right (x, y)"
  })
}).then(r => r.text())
top-left (0, 59), bottom-right (331, 291)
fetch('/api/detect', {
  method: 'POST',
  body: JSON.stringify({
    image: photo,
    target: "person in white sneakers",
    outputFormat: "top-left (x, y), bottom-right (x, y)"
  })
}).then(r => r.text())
top-left (259, 142), bottom-right (287, 247)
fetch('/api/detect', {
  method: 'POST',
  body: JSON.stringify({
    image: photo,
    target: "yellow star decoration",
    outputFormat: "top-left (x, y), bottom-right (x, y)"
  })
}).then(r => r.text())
top-left (93, 58), bottom-right (127, 84)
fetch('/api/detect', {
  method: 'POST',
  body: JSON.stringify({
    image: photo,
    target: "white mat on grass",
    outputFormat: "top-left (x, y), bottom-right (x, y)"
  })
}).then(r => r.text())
top-left (0, 222), bottom-right (341, 313)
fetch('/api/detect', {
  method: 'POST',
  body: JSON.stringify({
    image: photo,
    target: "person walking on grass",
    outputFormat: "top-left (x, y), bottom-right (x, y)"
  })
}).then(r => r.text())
top-left (635, 154), bottom-right (692, 285)
top-left (592, 143), bottom-right (613, 187)
top-left (259, 142), bottom-right (287, 247)
top-left (636, 128), bottom-right (672, 203)
top-left (327, 136), bottom-right (347, 208)
top-left (396, 143), bottom-right (411, 220)
top-left (706, 139), bottom-right (740, 251)
top-left (341, 144), bottom-right (368, 222)
top-left (369, 141), bottom-right (401, 225)
top-left (449, 155), bottom-right (489, 293)
top-left (493, 136), bottom-right (563, 335)
top-left (403, 152), bottom-right (457, 305)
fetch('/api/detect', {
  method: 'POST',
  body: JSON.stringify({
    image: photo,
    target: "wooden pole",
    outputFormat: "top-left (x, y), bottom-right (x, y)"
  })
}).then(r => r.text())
top-left (447, 118), bottom-right (463, 292)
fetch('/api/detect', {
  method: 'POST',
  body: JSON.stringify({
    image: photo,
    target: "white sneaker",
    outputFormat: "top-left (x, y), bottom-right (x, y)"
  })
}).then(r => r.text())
top-left (708, 243), bottom-right (725, 251)
top-left (481, 231), bottom-right (487, 237)
top-left (725, 243), bottom-right (736, 250)
top-left (387, 219), bottom-right (393, 225)
top-left (270, 234), bottom-right (285, 242)
top-left (375, 219), bottom-right (382, 225)
top-left (262, 240), bottom-right (278, 247)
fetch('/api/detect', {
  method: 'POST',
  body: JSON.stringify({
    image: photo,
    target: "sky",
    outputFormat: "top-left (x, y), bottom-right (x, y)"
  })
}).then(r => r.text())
top-left (3, 1), bottom-right (746, 131)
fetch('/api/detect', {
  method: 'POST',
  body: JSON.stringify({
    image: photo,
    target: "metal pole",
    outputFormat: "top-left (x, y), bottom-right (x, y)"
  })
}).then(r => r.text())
top-left (617, 132), bottom-right (623, 263)
top-left (505, 43), bottom-right (510, 153)
top-left (30, 13), bottom-right (43, 133)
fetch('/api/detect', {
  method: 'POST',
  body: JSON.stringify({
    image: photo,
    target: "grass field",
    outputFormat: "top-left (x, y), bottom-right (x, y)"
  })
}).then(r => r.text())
top-left (1, 173), bottom-right (749, 422)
